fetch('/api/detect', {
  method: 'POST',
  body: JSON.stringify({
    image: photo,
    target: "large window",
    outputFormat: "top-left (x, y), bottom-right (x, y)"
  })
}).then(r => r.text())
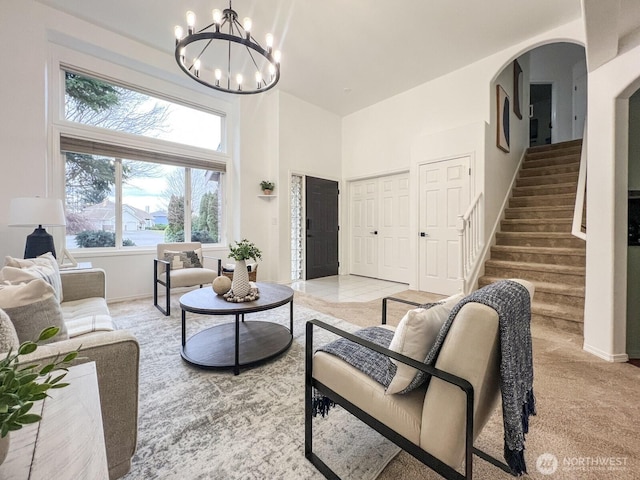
top-left (64, 71), bottom-right (222, 150)
top-left (61, 70), bottom-right (226, 250)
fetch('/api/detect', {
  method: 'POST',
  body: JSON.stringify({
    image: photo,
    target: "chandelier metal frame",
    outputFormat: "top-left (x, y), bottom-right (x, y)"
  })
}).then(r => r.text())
top-left (174, 2), bottom-right (280, 95)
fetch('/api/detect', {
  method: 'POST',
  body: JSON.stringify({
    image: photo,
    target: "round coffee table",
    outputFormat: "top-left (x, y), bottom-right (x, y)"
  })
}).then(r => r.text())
top-left (179, 282), bottom-right (294, 375)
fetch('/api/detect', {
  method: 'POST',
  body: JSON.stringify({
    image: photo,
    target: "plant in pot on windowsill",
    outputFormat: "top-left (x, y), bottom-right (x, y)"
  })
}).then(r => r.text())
top-left (228, 239), bottom-right (262, 298)
top-left (0, 327), bottom-right (80, 464)
top-left (260, 181), bottom-right (275, 195)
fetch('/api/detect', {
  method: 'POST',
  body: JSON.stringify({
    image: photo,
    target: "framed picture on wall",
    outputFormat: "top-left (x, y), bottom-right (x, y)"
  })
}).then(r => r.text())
top-left (497, 84), bottom-right (510, 152)
top-left (513, 60), bottom-right (523, 119)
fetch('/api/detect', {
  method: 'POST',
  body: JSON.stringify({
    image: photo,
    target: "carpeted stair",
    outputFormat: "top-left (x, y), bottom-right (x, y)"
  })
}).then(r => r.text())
top-left (479, 139), bottom-right (585, 334)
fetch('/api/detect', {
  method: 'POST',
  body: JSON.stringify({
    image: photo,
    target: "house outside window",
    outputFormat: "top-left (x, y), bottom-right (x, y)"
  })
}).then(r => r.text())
top-left (59, 70), bottom-right (226, 250)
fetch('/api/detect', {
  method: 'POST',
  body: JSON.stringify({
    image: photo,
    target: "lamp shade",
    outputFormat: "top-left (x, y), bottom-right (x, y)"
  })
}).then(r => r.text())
top-left (8, 197), bottom-right (66, 227)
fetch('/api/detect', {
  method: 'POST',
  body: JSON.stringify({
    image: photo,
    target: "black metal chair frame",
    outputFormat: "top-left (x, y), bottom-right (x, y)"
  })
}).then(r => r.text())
top-left (153, 256), bottom-right (221, 316)
top-left (304, 296), bottom-right (514, 480)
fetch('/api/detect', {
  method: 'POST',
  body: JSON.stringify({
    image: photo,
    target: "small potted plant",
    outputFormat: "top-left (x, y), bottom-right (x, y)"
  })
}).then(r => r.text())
top-left (228, 239), bottom-right (262, 297)
top-left (260, 180), bottom-right (275, 195)
top-left (0, 327), bottom-right (80, 463)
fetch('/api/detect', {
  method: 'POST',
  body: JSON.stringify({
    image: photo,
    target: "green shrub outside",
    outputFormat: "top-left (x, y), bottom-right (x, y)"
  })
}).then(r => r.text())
top-left (75, 230), bottom-right (135, 247)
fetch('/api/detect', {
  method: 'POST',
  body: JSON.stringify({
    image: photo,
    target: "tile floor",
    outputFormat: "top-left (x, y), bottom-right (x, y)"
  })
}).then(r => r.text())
top-left (289, 275), bottom-right (409, 302)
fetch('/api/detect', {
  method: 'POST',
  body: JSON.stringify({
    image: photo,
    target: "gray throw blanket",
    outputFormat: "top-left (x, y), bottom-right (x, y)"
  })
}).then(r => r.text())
top-left (313, 280), bottom-right (535, 475)
top-left (444, 280), bottom-right (536, 475)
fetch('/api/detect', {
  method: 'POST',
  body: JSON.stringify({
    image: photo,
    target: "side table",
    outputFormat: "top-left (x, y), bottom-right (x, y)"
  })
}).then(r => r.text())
top-left (0, 362), bottom-right (108, 480)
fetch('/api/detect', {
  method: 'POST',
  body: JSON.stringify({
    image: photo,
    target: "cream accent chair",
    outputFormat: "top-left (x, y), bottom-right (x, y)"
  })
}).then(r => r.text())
top-left (153, 242), bottom-right (221, 316)
top-left (305, 279), bottom-right (535, 480)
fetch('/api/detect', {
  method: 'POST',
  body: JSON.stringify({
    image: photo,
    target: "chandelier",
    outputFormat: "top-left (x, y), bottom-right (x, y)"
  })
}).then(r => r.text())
top-left (174, 2), bottom-right (281, 95)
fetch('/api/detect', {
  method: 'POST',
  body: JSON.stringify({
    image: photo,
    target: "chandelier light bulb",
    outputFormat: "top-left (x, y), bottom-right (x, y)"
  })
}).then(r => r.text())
top-left (274, 50), bottom-right (282, 63)
top-left (194, 59), bottom-right (201, 77)
top-left (174, 25), bottom-right (184, 41)
top-left (236, 73), bottom-right (243, 91)
top-left (243, 17), bottom-right (252, 39)
top-left (212, 9), bottom-right (222, 24)
top-left (186, 11), bottom-right (196, 34)
top-left (179, 47), bottom-right (186, 62)
top-left (265, 33), bottom-right (274, 53)
top-left (255, 71), bottom-right (263, 88)
top-left (268, 63), bottom-right (276, 79)
top-left (215, 69), bottom-right (222, 80)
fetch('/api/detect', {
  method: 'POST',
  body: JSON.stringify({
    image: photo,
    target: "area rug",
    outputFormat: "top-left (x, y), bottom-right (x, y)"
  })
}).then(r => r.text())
top-left (112, 296), bottom-right (401, 480)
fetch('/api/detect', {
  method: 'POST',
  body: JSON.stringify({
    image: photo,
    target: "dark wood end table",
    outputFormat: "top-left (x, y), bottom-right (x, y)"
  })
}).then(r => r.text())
top-left (179, 282), bottom-right (294, 375)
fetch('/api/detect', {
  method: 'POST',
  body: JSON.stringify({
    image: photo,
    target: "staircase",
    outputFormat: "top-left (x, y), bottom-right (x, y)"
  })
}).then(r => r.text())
top-left (478, 139), bottom-right (585, 334)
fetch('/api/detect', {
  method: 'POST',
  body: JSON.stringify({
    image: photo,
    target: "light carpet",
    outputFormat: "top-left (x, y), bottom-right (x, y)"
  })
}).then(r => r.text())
top-left (111, 296), bottom-right (400, 480)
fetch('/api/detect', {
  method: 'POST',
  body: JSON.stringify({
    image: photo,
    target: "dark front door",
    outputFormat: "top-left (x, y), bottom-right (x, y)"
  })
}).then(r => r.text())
top-left (530, 83), bottom-right (552, 146)
top-left (305, 176), bottom-right (339, 280)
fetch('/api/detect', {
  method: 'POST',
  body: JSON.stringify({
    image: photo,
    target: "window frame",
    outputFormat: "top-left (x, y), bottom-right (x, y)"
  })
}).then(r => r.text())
top-left (48, 45), bottom-right (234, 255)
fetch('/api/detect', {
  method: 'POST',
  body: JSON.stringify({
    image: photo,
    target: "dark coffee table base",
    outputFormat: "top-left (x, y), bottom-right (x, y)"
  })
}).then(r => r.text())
top-left (181, 321), bottom-right (293, 370)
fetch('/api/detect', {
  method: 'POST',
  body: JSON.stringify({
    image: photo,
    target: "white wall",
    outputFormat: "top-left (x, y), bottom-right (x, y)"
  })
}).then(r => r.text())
top-left (530, 43), bottom-right (586, 143)
top-left (277, 92), bottom-right (342, 282)
top-left (237, 92), bottom-right (280, 281)
top-left (584, 36), bottom-right (640, 362)
top-left (485, 53), bottom-right (531, 240)
top-left (236, 91), bottom-right (342, 285)
top-left (342, 21), bottom-right (582, 288)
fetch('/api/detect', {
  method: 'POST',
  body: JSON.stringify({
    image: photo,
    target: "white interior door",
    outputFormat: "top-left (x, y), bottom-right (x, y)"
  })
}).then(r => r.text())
top-left (350, 178), bottom-right (378, 278)
top-left (418, 157), bottom-right (470, 295)
top-left (572, 70), bottom-right (587, 139)
top-left (377, 173), bottom-right (410, 282)
top-left (350, 173), bottom-right (410, 282)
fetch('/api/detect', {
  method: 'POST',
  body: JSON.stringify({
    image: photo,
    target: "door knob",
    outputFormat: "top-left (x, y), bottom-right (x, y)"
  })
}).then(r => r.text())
top-left (420, 232), bottom-right (429, 237)
top-left (370, 230), bottom-right (378, 235)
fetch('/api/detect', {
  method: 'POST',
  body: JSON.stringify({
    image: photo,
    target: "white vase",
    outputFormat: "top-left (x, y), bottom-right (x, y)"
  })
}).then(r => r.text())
top-left (232, 259), bottom-right (251, 298)
top-left (0, 433), bottom-right (9, 465)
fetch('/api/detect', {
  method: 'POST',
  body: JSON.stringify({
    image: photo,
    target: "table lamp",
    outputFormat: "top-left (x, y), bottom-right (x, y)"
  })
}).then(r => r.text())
top-left (9, 197), bottom-right (66, 259)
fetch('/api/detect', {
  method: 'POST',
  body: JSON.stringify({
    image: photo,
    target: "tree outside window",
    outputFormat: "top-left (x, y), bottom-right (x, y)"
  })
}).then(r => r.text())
top-left (62, 71), bottom-right (224, 249)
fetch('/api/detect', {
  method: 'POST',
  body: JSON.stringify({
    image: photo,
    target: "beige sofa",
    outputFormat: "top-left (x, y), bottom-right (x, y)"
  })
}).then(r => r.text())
top-left (307, 279), bottom-right (535, 479)
top-left (14, 268), bottom-right (139, 480)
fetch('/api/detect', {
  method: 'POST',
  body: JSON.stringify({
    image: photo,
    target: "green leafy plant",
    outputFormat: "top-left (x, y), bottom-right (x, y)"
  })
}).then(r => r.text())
top-left (228, 239), bottom-right (262, 262)
top-left (0, 327), bottom-right (80, 438)
top-left (260, 180), bottom-right (275, 192)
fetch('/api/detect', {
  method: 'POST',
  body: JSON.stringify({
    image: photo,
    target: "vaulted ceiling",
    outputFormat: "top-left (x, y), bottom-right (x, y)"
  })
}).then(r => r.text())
top-left (34, 0), bottom-right (589, 116)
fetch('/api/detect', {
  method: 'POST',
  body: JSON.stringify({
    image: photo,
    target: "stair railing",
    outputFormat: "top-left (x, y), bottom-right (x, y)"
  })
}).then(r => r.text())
top-left (572, 120), bottom-right (587, 240)
top-left (457, 192), bottom-right (484, 293)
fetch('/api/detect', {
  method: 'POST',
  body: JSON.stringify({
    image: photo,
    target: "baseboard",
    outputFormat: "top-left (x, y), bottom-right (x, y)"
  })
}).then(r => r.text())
top-left (583, 343), bottom-right (629, 363)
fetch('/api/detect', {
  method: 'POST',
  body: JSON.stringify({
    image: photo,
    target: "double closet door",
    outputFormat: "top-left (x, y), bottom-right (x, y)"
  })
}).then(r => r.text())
top-left (349, 172), bottom-right (410, 283)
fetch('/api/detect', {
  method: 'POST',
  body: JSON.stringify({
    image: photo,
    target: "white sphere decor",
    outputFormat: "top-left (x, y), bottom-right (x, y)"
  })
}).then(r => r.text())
top-left (212, 275), bottom-right (232, 295)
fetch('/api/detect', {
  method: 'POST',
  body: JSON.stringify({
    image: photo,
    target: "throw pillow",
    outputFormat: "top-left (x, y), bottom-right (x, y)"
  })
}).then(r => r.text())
top-left (163, 249), bottom-right (203, 270)
top-left (0, 279), bottom-right (68, 344)
top-left (385, 293), bottom-right (464, 395)
top-left (4, 253), bottom-right (63, 302)
top-left (0, 308), bottom-right (19, 354)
